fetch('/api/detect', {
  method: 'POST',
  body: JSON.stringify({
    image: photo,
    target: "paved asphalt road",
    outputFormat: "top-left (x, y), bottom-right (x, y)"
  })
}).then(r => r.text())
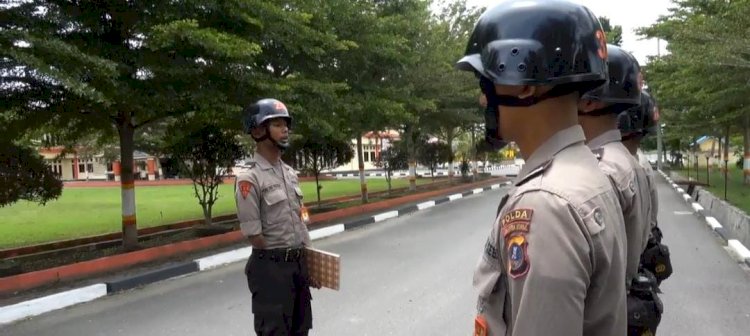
top-left (4, 176), bottom-right (750, 336)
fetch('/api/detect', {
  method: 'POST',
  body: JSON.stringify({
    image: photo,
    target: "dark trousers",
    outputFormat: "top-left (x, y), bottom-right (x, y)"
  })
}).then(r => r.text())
top-left (245, 252), bottom-right (313, 336)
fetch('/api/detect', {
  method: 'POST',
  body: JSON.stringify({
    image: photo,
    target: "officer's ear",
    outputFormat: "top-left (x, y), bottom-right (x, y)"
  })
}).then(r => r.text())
top-left (517, 85), bottom-right (537, 99)
top-left (578, 99), bottom-right (605, 113)
top-left (250, 126), bottom-right (266, 139)
top-left (494, 84), bottom-right (532, 98)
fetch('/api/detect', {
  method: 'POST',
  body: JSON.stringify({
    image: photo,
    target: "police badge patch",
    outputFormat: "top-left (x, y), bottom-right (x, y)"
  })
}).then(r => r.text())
top-left (238, 181), bottom-right (252, 200)
top-left (501, 208), bottom-right (533, 279)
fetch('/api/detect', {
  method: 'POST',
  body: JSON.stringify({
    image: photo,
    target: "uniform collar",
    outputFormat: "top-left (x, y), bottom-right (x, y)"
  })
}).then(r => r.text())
top-left (586, 129), bottom-right (622, 150)
top-left (252, 152), bottom-right (280, 170)
top-left (515, 125), bottom-right (586, 186)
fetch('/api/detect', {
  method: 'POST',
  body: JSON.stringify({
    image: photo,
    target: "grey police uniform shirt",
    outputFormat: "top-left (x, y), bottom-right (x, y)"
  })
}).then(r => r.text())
top-left (638, 149), bottom-right (658, 229)
top-left (234, 153), bottom-right (311, 249)
top-left (588, 129), bottom-right (653, 283)
top-left (474, 125), bottom-right (628, 336)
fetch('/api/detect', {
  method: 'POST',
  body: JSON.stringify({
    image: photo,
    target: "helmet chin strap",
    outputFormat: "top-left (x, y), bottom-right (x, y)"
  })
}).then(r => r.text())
top-left (253, 125), bottom-right (289, 151)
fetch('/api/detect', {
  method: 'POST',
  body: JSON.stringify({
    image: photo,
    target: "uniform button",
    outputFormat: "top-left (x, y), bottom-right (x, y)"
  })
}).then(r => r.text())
top-left (594, 209), bottom-right (604, 225)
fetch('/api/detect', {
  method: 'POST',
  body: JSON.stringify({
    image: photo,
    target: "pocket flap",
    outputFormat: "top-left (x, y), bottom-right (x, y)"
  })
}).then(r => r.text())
top-left (264, 189), bottom-right (287, 206)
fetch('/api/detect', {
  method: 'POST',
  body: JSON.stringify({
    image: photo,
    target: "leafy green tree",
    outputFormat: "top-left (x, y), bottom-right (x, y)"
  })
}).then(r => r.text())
top-left (638, 0), bottom-right (750, 182)
top-left (167, 123), bottom-right (243, 226)
top-left (599, 16), bottom-right (623, 46)
top-left (1, 0), bottom-right (345, 249)
top-left (0, 141), bottom-right (63, 207)
top-left (375, 144), bottom-right (408, 194)
top-left (283, 133), bottom-right (354, 206)
top-left (418, 142), bottom-right (453, 181)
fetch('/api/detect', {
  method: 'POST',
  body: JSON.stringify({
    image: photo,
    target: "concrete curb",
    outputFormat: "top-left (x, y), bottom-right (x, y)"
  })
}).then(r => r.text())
top-left (659, 170), bottom-right (750, 267)
top-left (0, 284), bottom-right (107, 325)
top-left (0, 181), bottom-right (511, 326)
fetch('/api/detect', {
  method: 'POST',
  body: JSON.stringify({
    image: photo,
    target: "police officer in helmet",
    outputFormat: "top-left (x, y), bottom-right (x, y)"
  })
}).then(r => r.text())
top-left (578, 44), bottom-right (653, 287)
top-left (619, 90), bottom-right (673, 336)
top-left (457, 1), bottom-right (628, 335)
top-left (235, 98), bottom-right (320, 336)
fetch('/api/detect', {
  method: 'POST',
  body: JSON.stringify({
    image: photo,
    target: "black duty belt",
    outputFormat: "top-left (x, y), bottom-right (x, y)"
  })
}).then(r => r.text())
top-left (254, 247), bottom-right (305, 262)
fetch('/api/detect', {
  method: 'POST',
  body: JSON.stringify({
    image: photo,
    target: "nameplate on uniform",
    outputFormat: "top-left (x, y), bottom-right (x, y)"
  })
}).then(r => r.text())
top-left (305, 247), bottom-right (341, 291)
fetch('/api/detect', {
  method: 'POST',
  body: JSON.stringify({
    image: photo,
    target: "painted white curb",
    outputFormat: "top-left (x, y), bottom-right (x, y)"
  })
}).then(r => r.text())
top-left (373, 211), bottom-right (399, 222)
top-left (728, 240), bottom-right (750, 261)
top-left (0, 284), bottom-right (107, 325)
top-left (677, 187), bottom-right (685, 194)
top-left (490, 184), bottom-right (501, 190)
top-left (682, 194), bottom-right (691, 202)
top-left (691, 203), bottom-right (705, 213)
top-left (705, 217), bottom-right (723, 230)
top-left (448, 194), bottom-right (463, 201)
top-left (309, 224), bottom-right (346, 241)
top-left (417, 201), bottom-right (436, 210)
top-left (473, 188), bottom-right (484, 194)
top-left (196, 247), bottom-right (253, 271)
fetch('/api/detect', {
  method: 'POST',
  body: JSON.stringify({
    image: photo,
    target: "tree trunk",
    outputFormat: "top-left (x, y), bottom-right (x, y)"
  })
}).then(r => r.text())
top-left (356, 136), bottom-right (368, 203)
top-left (406, 126), bottom-right (417, 191)
top-left (202, 202), bottom-right (212, 226)
top-left (447, 128), bottom-right (455, 184)
top-left (709, 135), bottom-right (717, 171)
top-left (717, 135), bottom-right (723, 171)
top-left (744, 114), bottom-right (750, 185)
top-left (386, 170), bottom-right (392, 195)
top-left (724, 125), bottom-right (731, 200)
top-left (315, 173), bottom-right (322, 207)
top-left (117, 116), bottom-right (139, 251)
top-left (471, 126), bottom-right (478, 182)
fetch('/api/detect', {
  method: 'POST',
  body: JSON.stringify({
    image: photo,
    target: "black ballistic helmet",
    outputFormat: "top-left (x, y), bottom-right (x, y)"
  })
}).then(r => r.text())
top-left (581, 44), bottom-right (642, 115)
top-left (456, 0), bottom-right (609, 97)
top-left (455, 0), bottom-right (609, 149)
top-left (618, 91), bottom-right (655, 140)
top-left (242, 98), bottom-right (293, 149)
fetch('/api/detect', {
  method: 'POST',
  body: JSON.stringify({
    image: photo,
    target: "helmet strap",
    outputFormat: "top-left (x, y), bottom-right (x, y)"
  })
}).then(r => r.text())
top-left (494, 84), bottom-right (577, 107)
top-left (253, 124), bottom-right (289, 151)
top-left (479, 77), bottom-right (508, 150)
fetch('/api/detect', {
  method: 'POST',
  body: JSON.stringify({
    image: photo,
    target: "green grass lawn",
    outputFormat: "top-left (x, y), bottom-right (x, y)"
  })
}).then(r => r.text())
top-left (0, 178), bottom-right (433, 249)
top-left (671, 166), bottom-right (750, 215)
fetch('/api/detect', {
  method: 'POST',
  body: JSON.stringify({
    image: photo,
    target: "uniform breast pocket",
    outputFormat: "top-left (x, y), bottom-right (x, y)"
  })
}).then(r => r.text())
top-left (263, 189), bottom-right (290, 230)
top-left (294, 186), bottom-right (303, 200)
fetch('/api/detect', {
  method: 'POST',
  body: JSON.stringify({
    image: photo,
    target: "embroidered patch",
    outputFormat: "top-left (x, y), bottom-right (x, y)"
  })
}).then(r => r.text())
top-left (507, 235), bottom-right (530, 278)
top-left (239, 181), bottom-right (252, 200)
top-left (500, 208), bottom-right (533, 237)
top-left (484, 237), bottom-right (499, 260)
top-left (501, 208), bottom-right (533, 279)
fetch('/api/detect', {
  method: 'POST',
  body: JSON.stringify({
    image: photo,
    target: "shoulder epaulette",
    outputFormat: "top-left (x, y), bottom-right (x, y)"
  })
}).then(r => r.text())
top-left (515, 160), bottom-right (551, 187)
top-left (496, 194), bottom-right (510, 217)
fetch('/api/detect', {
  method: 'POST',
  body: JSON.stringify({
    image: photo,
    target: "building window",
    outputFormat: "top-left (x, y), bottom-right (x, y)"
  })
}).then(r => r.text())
top-left (79, 164), bottom-right (85, 173)
top-left (87, 163), bottom-right (94, 172)
top-left (370, 152), bottom-right (376, 162)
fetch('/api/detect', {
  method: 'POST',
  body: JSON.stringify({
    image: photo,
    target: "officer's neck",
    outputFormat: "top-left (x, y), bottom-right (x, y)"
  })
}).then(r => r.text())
top-left (257, 143), bottom-right (282, 165)
top-left (579, 114), bottom-right (618, 145)
top-left (622, 138), bottom-right (640, 156)
top-left (511, 97), bottom-right (579, 161)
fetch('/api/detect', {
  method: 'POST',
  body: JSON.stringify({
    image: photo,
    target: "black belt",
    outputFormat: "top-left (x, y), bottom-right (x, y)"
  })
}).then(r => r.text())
top-left (254, 247), bottom-right (305, 262)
